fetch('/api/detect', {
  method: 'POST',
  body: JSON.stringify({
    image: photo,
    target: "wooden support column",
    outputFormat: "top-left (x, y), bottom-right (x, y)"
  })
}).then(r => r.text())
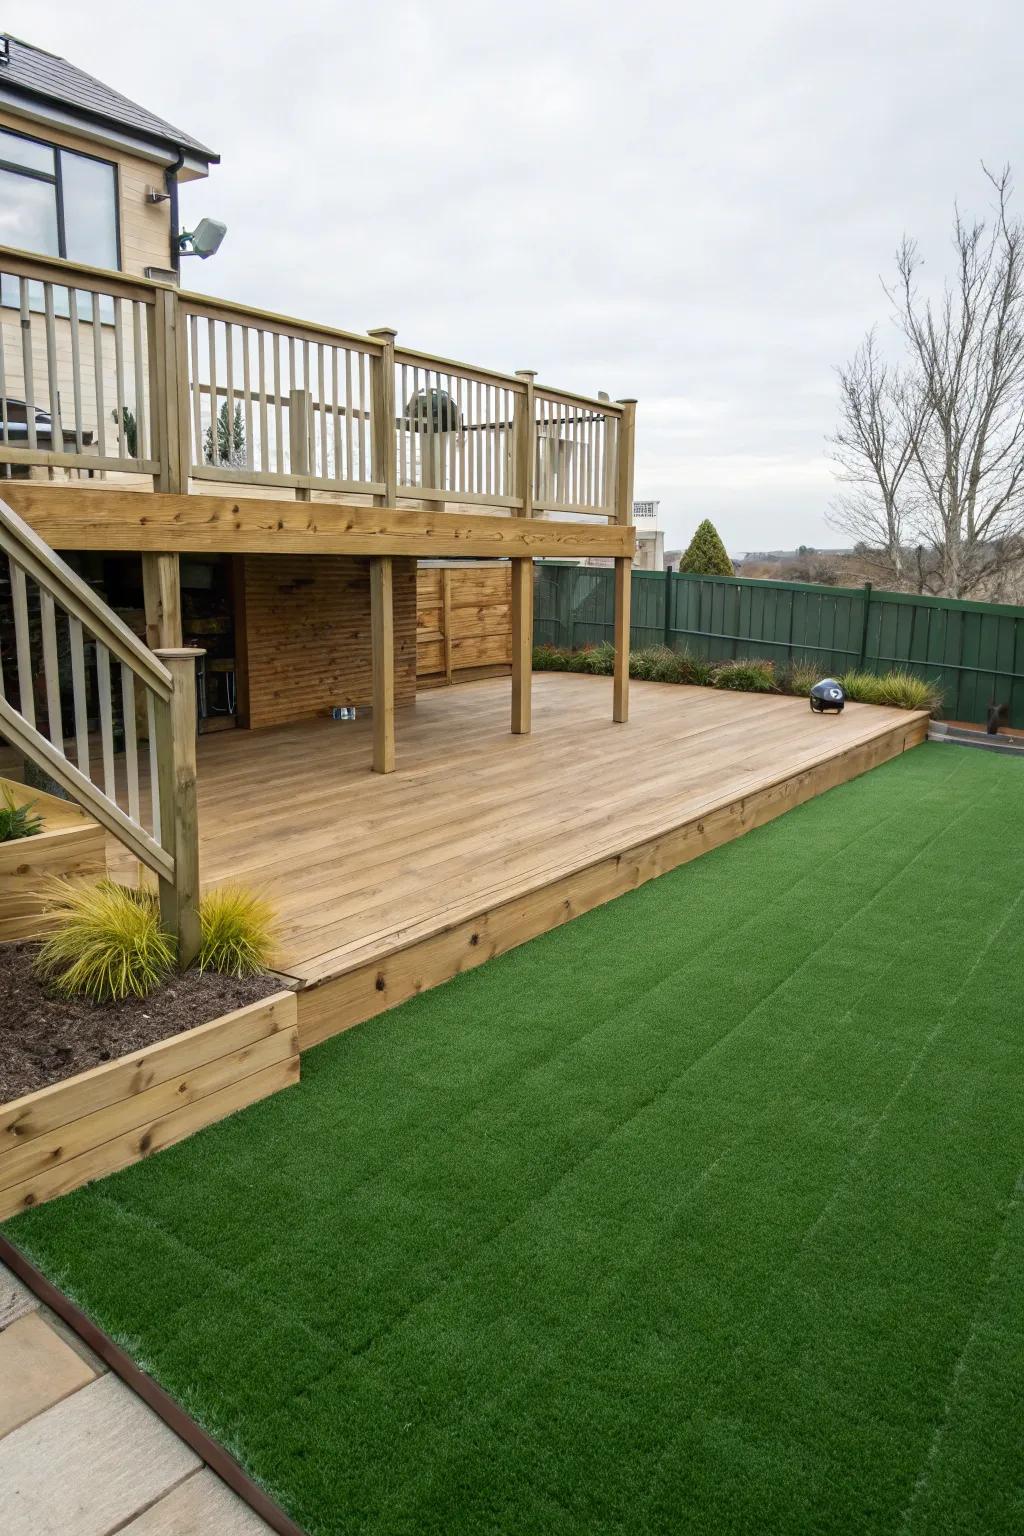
top-left (368, 328), bottom-right (398, 506)
top-left (511, 557), bottom-right (533, 734)
top-left (511, 369), bottom-right (537, 735)
top-left (613, 398), bottom-right (637, 723)
top-left (142, 553), bottom-right (182, 648)
top-left (152, 647), bottom-right (203, 965)
top-left (370, 554), bottom-right (395, 773)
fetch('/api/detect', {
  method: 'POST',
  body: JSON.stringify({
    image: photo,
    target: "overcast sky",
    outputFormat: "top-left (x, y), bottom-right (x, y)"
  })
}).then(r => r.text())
top-left (19, 0), bottom-right (1024, 552)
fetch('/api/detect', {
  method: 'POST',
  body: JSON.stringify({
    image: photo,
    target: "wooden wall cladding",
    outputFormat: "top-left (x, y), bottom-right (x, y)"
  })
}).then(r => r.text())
top-left (236, 554), bottom-right (417, 729)
top-left (0, 992), bottom-right (299, 1221)
top-left (417, 562), bottom-right (512, 683)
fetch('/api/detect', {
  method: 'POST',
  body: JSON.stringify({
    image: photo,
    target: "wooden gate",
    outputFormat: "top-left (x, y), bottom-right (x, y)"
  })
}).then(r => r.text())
top-left (416, 561), bottom-right (512, 686)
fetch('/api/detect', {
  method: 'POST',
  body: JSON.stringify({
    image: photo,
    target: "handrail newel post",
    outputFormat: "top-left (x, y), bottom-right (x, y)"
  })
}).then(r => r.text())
top-left (511, 370), bottom-right (537, 735)
top-left (613, 398), bottom-right (637, 723)
top-left (153, 647), bottom-right (204, 966)
top-left (368, 329), bottom-right (398, 772)
top-left (288, 388), bottom-right (314, 502)
top-left (367, 328), bottom-right (398, 507)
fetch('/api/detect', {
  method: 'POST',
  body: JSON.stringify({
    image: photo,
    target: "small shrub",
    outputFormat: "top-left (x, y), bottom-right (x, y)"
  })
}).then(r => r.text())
top-left (35, 879), bottom-right (175, 1002)
top-left (678, 519), bottom-right (734, 576)
top-left (779, 661), bottom-right (821, 698)
top-left (838, 670), bottom-right (886, 705)
top-left (0, 786), bottom-right (43, 842)
top-left (532, 644), bottom-right (570, 672)
top-left (713, 659), bottom-right (777, 693)
top-left (198, 885), bottom-right (275, 978)
top-left (838, 669), bottom-right (942, 713)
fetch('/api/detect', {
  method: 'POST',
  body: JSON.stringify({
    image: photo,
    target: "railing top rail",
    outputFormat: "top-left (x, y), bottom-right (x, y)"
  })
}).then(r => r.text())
top-left (393, 345), bottom-right (527, 392)
top-left (0, 497), bottom-right (173, 697)
top-left (176, 289), bottom-right (385, 354)
top-left (0, 243), bottom-right (159, 303)
top-left (534, 384), bottom-right (624, 415)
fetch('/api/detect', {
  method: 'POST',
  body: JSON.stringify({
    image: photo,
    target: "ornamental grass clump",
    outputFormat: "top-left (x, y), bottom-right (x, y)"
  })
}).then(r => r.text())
top-left (35, 879), bottom-right (174, 1002)
top-left (713, 658), bottom-right (777, 692)
top-left (198, 884), bottom-right (275, 978)
top-left (0, 786), bottom-right (43, 842)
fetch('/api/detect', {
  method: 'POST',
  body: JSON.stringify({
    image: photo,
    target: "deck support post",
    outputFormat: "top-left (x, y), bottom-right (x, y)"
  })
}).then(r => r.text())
top-left (511, 557), bottom-right (533, 734)
top-left (370, 554), bottom-right (395, 774)
top-left (613, 397), bottom-right (637, 723)
top-left (142, 553), bottom-right (182, 649)
top-left (152, 647), bottom-right (203, 966)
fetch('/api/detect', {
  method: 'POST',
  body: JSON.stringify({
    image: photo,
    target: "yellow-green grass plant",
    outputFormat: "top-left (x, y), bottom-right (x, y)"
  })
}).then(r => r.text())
top-left (34, 879), bottom-right (175, 1002)
top-left (198, 884), bottom-right (276, 978)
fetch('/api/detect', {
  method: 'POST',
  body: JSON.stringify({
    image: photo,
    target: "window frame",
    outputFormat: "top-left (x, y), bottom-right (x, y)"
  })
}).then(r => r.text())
top-left (0, 121), bottom-right (122, 270)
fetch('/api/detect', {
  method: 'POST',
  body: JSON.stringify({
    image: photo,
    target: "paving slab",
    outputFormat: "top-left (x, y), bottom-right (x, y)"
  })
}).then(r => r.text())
top-left (0, 1311), bottom-right (97, 1438)
top-left (0, 1262), bottom-right (37, 1331)
top-left (120, 1467), bottom-right (276, 1533)
top-left (0, 1370), bottom-right (200, 1536)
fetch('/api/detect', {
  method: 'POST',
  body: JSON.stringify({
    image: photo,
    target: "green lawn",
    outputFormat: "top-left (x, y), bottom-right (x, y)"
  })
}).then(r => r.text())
top-left (6, 743), bottom-right (1024, 1536)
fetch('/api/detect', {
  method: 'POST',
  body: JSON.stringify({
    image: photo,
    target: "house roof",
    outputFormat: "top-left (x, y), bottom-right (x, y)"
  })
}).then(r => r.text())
top-left (0, 34), bottom-right (219, 164)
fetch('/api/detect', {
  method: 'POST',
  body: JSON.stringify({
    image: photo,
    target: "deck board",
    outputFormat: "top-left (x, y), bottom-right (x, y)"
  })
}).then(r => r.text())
top-left (109, 675), bottom-right (926, 997)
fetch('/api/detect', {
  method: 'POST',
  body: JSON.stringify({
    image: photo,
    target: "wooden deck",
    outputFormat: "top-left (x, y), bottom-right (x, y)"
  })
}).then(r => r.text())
top-left (108, 674), bottom-right (928, 1048)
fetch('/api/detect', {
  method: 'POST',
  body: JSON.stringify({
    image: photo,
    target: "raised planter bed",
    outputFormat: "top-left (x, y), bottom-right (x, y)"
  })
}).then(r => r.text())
top-left (0, 989), bottom-right (298, 1220)
top-left (0, 778), bottom-right (106, 942)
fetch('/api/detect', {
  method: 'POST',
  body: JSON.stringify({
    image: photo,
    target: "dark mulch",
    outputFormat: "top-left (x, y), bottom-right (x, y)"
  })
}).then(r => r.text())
top-left (0, 941), bottom-right (282, 1104)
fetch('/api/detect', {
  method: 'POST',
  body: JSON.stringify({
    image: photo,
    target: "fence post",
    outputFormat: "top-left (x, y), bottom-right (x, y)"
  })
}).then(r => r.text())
top-left (858, 581), bottom-right (873, 668)
top-left (612, 399), bottom-right (637, 722)
top-left (663, 564), bottom-right (674, 649)
top-left (368, 328), bottom-right (398, 506)
top-left (152, 647), bottom-right (203, 966)
top-left (288, 388), bottom-right (313, 502)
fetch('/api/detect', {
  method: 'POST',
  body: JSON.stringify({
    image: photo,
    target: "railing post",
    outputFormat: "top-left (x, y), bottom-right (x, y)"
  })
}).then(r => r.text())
top-left (370, 556), bottom-right (395, 773)
top-left (288, 388), bottom-right (313, 502)
top-left (152, 647), bottom-right (203, 966)
top-left (151, 286), bottom-right (189, 494)
top-left (858, 580), bottom-right (873, 668)
top-left (613, 398), bottom-right (637, 723)
top-left (368, 328), bottom-right (398, 506)
top-left (511, 370), bottom-right (537, 735)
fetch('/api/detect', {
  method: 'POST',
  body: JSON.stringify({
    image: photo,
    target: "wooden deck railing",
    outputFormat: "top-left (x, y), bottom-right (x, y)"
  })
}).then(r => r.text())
top-left (0, 497), bottom-right (202, 961)
top-left (0, 245), bottom-right (634, 523)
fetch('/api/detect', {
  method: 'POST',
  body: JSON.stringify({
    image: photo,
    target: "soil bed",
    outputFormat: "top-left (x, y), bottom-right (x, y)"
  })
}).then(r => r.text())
top-left (0, 941), bottom-right (282, 1103)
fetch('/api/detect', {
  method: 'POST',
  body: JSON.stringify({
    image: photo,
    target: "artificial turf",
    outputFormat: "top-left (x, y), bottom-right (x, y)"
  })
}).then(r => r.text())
top-left (5, 742), bottom-right (1024, 1535)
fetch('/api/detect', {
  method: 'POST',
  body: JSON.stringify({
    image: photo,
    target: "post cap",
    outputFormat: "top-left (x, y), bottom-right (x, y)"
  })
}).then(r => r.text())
top-left (154, 646), bottom-right (207, 660)
top-left (616, 397), bottom-right (638, 405)
top-left (515, 369), bottom-right (538, 378)
top-left (367, 326), bottom-right (398, 339)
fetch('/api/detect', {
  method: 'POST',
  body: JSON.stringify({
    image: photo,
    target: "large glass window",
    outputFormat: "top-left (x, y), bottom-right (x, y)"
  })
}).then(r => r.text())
top-left (0, 127), bottom-right (120, 311)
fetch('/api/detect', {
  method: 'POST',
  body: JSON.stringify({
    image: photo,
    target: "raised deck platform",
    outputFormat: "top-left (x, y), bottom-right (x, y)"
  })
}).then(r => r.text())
top-left (108, 675), bottom-right (928, 1048)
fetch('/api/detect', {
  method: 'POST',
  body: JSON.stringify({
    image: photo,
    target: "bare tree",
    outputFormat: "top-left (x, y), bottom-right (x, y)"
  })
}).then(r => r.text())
top-left (830, 166), bottom-right (1024, 598)
top-left (828, 331), bottom-right (922, 584)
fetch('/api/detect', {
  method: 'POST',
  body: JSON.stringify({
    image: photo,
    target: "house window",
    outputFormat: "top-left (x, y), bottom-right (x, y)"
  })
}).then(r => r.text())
top-left (0, 126), bottom-right (120, 269)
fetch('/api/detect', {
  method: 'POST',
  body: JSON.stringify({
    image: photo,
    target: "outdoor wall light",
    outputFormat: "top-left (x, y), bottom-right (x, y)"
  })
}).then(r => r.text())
top-left (177, 217), bottom-right (228, 259)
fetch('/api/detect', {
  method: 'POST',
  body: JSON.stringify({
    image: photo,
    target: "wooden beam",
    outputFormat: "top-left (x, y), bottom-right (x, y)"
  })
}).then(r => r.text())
top-left (511, 557), bottom-right (532, 734)
top-left (5, 487), bottom-right (637, 561)
top-left (613, 557), bottom-right (631, 723)
top-left (141, 553), bottom-right (182, 648)
top-left (370, 556), bottom-right (395, 774)
top-left (152, 648), bottom-right (203, 964)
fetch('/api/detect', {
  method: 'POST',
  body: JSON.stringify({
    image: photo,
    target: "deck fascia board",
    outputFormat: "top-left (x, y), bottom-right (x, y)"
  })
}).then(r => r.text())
top-left (2, 487), bottom-right (635, 560)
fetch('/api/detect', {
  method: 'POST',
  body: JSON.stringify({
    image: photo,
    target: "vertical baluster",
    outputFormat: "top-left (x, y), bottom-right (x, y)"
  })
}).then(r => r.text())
top-left (286, 336), bottom-right (297, 471)
top-left (132, 300), bottom-right (147, 460)
top-left (257, 329), bottom-right (269, 473)
top-left (121, 665), bottom-right (140, 824)
top-left (147, 692), bottom-right (161, 841)
top-left (358, 352), bottom-right (368, 481)
top-left (91, 291), bottom-right (107, 459)
top-left (273, 332), bottom-right (284, 472)
top-left (208, 317), bottom-right (219, 465)
top-left (19, 279), bottom-right (37, 450)
top-left (0, 304), bottom-right (9, 450)
top-left (188, 312), bottom-right (202, 468)
top-left (459, 377), bottom-right (467, 493)
top-left (68, 617), bottom-right (90, 774)
top-left (10, 561), bottom-right (35, 727)
top-left (39, 590), bottom-right (62, 749)
top-left (241, 324), bottom-right (254, 472)
top-left (96, 642), bottom-right (116, 800)
top-left (224, 322), bottom-right (235, 465)
top-left (317, 342), bottom-right (328, 478)
top-left (331, 347), bottom-right (341, 482)
top-left (43, 283), bottom-right (63, 465)
top-left (473, 379), bottom-right (481, 493)
top-left (113, 297), bottom-right (128, 458)
top-left (411, 365), bottom-right (420, 485)
top-left (68, 289), bottom-right (84, 454)
top-left (345, 349), bottom-right (355, 483)
top-left (398, 362), bottom-right (407, 485)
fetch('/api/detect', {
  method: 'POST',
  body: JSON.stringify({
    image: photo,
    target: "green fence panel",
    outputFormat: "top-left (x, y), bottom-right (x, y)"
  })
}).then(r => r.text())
top-left (533, 561), bottom-right (1024, 727)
